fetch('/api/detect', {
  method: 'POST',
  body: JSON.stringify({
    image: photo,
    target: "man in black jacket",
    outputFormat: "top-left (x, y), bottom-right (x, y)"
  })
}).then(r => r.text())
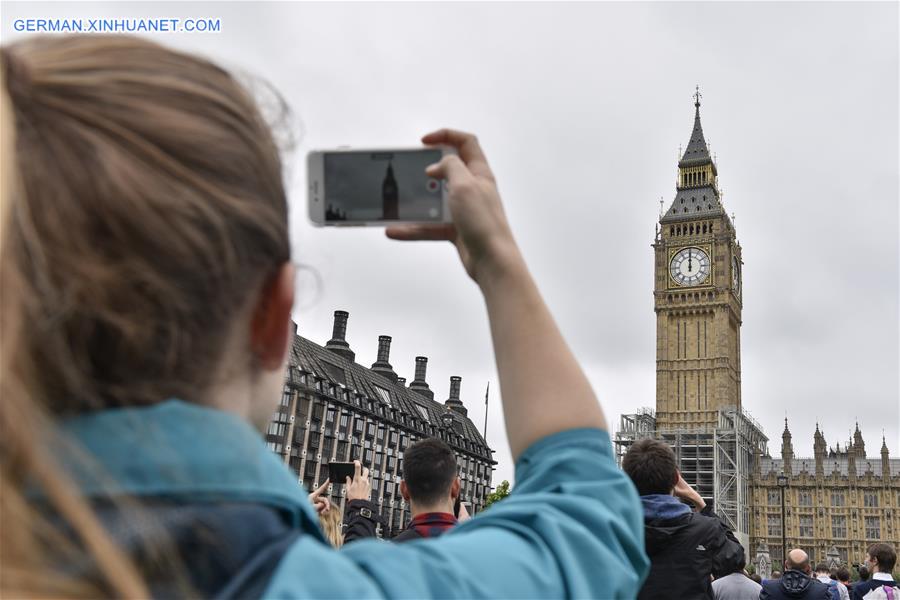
top-left (760, 549), bottom-right (831, 600)
top-left (623, 438), bottom-right (745, 600)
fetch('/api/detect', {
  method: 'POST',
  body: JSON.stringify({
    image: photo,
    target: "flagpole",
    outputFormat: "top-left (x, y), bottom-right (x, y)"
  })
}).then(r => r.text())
top-left (482, 381), bottom-right (490, 443)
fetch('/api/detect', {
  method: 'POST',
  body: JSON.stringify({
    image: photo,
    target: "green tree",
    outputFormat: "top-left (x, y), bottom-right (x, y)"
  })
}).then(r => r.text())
top-left (484, 480), bottom-right (511, 508)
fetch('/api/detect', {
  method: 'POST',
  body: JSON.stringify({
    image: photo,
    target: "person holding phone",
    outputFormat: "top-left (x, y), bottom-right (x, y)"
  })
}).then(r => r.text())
top-left (309, 461), bottom-right (381, 547)
top-left (1, 35), bottom-right (648, 598)
top-left (342, 461), bottom-right (383, 544)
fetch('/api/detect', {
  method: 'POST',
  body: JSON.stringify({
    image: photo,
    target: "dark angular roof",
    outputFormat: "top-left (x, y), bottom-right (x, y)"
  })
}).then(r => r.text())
top-left (760, 456), bottom-right (900, 477)
top-left (660, 185), bottom-right (724, 223)
top-left (287, 334), bottom-right (493, 461)
top-left (679, 103), bottom-right (713, 168)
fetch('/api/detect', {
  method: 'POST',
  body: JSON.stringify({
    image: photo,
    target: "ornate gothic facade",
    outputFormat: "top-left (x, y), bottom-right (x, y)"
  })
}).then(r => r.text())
top-left (618, 91), bottom-right (899, 572)
top-left (750, 421), bottom-right (900, 574)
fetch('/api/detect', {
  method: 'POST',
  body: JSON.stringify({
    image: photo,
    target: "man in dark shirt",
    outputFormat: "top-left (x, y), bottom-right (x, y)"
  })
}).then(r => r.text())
top-left (623, 438), bottom-right (745, 599)
top-left (393, 437), bottom-right (461, 542)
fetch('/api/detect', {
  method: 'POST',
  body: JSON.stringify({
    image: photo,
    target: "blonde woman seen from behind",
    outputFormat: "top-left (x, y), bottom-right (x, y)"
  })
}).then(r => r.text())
top-left (1, 34), bottom-right (647, 598)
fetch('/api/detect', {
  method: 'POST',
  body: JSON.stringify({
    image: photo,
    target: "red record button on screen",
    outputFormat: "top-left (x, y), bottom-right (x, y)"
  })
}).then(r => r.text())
top-left (426, 178), bottom-right (440, 192)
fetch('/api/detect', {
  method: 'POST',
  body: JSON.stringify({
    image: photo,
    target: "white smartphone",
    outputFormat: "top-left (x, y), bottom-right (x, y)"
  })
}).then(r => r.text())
top-left (307, 146), bottom-right (454, 226)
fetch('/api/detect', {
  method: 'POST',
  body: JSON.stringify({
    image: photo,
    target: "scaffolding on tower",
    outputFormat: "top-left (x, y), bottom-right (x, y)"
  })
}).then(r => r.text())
top-left (615, 407), bottom-right (768, 548)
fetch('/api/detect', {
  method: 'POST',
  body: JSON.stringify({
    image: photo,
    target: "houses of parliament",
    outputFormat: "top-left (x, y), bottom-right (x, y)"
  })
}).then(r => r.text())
top-left (614, 89), bottom-right (899, 576)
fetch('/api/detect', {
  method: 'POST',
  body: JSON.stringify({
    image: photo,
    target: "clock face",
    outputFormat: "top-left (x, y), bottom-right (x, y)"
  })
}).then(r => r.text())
top-left (732, 256), bottom-right (741, 296)
top-left (670, 247), bottom-right (711, 286)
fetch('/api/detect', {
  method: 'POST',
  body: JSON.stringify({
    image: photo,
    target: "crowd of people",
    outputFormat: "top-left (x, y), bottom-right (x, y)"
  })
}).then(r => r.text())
top-left (0, 33), bottom-right (894, 600)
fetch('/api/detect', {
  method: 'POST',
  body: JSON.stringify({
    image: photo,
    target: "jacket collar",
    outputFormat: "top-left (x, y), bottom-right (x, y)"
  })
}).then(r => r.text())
top-left (640, 494), bottom-right (692, 521)
top-left (57, 399), bottom-right (318, 529)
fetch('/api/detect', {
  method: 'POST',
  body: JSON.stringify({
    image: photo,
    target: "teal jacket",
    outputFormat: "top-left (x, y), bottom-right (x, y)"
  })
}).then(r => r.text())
top-left (62, 400), bottom-right (648, 598)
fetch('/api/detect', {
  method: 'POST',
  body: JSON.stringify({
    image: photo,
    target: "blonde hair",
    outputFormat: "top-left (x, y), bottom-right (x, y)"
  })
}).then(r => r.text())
top-left (319, 508), bottom-right (345, 549)
top-left (3, 34), bottom-right (289, 414)
top-left (1, 34), bottom-right (292, 596)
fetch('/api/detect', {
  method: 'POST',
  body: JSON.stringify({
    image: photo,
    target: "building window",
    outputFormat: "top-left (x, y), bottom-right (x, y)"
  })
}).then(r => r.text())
top-left (266, 441), bottom-right (283, 453)
top-left (864, 516), bottom-right (880, 539)
top-left (267, 421), bottom-right (287, 437)
top-left (831, 515), bottom-right (847, 538)
top-left (297, 396), bottom-right (311, 420)
top-left (798, 490), bottom-right (813, 506)
top-left (830, 491), bottom-right (845, 507)
top-left (415, 404), bottom-right (430, 423)
top-left (321, 361), bottom-right (347, 386)
top-left (767, 515), bottom-right (782, 537)
top-left (798, 515), bottom-right (813, 538)
top-left (768, 490), bottom-right (781, 505)
top-left (374, 385), bottom-right (392, 406)
top-left (863, 492), bottom-right (879, 508)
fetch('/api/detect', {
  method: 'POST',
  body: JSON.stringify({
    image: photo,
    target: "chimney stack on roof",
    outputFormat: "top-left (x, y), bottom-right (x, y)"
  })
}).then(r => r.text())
top-left (408, 356), bottom-right (434, 400)
top-left (445, 376), bottom-right (467, 417)
top-left (325, 310), bottom-right (355, 362)
top-left (371, 335), bottom-right (398, 382)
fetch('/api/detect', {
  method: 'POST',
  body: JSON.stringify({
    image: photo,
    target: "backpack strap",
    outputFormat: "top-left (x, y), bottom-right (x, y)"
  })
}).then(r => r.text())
top-left (885, 585), bottom-right (896, 600)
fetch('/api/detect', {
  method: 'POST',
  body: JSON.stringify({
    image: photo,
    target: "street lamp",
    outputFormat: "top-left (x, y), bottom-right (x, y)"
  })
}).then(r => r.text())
top-left (777, 472), bottom-right (789, 567)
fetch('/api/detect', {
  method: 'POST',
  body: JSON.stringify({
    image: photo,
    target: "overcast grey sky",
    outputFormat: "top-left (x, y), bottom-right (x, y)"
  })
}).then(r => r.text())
top-left (4, 1), bottom-right (898, 486)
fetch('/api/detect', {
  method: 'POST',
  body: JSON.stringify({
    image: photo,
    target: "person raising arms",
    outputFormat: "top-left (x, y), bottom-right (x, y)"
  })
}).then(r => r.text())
top-left (0, 34), bottom-right (647, 598)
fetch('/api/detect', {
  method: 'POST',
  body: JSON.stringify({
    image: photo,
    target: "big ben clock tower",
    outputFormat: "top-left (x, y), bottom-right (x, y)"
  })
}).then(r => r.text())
top-left (654, 89), bottom-right (743, 430)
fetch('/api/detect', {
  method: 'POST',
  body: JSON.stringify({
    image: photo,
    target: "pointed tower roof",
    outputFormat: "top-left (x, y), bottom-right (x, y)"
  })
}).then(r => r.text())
top-left (679, 86), bottom-right (714, 168)
top-left (883, 435), bottom-right (890, 454)
top-left (660, 87), bottom-right (726, 224)
top-left (814, 422), bottom-right (826, 446)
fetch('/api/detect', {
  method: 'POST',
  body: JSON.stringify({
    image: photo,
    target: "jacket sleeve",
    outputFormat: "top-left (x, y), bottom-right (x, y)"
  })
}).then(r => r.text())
top-left (701, 505), bottom-right (745, 578)
top-left (263, 428), bottom-right (650, 599)
top-left (342, 499), bottom-right (380, 545)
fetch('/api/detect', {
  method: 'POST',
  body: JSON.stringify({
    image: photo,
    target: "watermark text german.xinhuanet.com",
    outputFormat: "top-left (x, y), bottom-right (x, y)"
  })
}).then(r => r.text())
top-left (13, 18), bottom-right (221, 34)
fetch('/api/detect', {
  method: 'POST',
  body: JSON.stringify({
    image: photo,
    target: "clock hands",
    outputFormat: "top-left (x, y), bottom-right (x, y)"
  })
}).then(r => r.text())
top-left (687, 249), bottom-right (693, 273)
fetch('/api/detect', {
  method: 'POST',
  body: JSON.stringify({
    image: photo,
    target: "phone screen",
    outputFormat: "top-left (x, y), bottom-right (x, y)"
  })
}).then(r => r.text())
top-left (322, 149), bottom-right (444, 223)
top-left (327, 462), bottom-right (356, 483)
